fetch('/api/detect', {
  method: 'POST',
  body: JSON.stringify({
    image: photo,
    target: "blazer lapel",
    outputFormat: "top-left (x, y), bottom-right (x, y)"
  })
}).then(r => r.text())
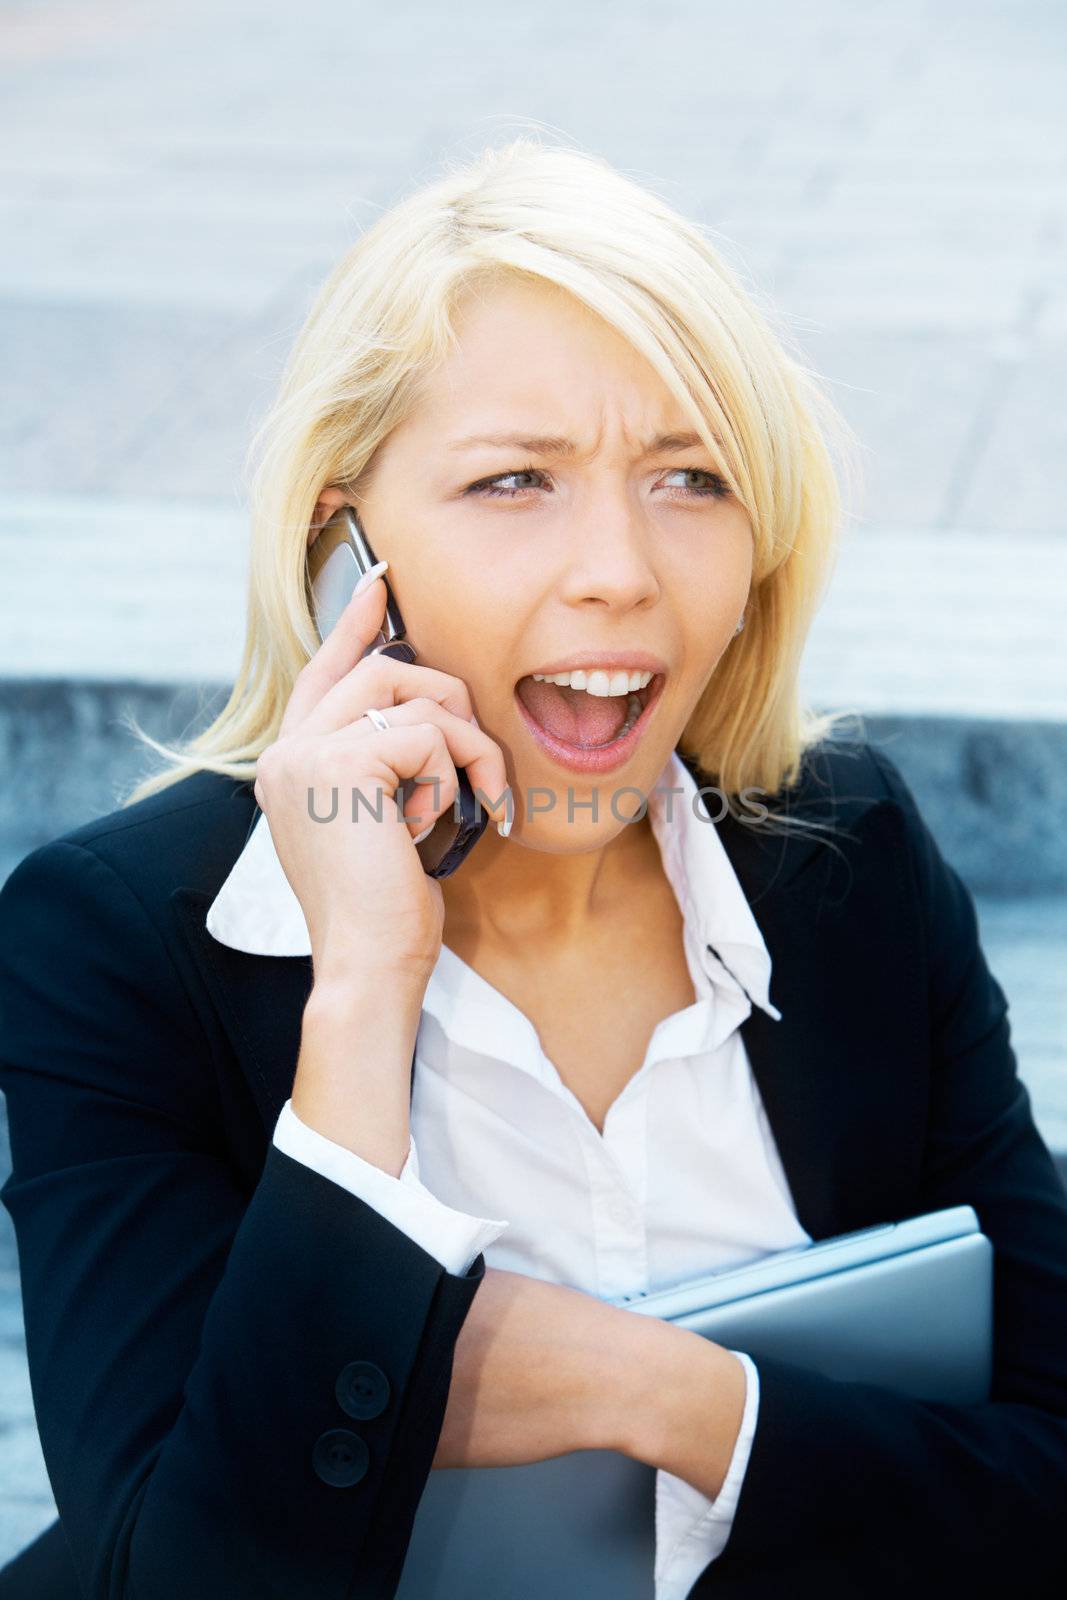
top-left (173, 771), bottom-right (923, 1243)
top-left (718, 796), bottom-right (925, 1240)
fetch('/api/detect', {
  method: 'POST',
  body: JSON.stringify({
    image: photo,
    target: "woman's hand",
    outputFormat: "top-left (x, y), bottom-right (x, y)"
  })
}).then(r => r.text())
top-left (432, 1266), bottom-right (748, 1500)
top-left (431, 1266), bottom-right (647, 1469)
top-left (253, 569), bottom-right (510, 981)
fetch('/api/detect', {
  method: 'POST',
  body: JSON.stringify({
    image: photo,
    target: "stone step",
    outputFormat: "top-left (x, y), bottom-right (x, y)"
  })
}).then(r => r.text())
top-left (974, 896), bottom-right (1067, 1155)
top-left (2, 678), bottom-right (1065, 897)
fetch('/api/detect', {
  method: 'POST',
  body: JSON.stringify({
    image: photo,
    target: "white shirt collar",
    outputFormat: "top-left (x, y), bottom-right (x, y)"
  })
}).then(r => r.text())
top-left (206, 749), bottom-right (781, 1024)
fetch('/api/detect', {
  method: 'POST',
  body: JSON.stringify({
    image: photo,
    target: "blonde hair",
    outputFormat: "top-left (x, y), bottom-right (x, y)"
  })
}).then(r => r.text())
top-left (122, 135), bottom-right (864, 832)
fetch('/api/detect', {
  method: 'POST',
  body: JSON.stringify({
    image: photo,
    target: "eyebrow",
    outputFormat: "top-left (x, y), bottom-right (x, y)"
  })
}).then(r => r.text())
top-left (445, 429), bottom-right (713, 458)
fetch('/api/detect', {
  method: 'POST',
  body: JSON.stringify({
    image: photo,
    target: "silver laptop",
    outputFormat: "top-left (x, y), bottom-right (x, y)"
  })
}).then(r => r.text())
top-left (394, 1205), bottom-right (991, 1600)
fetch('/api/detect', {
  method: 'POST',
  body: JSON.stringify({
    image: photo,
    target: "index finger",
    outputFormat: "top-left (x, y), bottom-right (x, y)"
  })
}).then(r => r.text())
top-left (284, 564), bottom-right (390, 732)
top-left (303, 657), bottom-right (476, 737)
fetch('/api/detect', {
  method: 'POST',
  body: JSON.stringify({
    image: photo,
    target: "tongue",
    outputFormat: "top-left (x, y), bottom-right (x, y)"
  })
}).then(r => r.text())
top-left (517, 678), bottom-right (629, 747)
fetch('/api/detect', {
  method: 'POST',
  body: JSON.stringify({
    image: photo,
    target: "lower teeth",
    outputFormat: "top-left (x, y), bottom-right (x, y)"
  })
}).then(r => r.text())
top-left (612, 692), bottom-right (642, 741)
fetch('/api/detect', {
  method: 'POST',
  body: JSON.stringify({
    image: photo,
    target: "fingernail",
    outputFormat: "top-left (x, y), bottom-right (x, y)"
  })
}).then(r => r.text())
top-left (469, 714), bottom-right (480, 727)
top-left (496, 810), bottom-right (512, 839)
top-left (351, 560), bottom-right (388, 600)
top-left (412, 820), bottom-right (435, 845)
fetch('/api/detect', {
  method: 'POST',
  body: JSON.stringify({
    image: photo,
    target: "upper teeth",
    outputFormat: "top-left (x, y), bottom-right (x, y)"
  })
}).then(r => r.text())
top-left (531, 669), bottom-right (654, 697)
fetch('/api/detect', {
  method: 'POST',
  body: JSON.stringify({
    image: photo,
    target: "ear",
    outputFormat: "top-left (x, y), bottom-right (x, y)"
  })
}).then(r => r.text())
top-left (308, 486), bottom-right (351, 546)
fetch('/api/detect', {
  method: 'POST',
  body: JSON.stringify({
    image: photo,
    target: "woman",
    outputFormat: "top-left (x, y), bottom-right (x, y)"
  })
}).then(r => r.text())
top-left (1, 139), bottom-right (1065, 1600)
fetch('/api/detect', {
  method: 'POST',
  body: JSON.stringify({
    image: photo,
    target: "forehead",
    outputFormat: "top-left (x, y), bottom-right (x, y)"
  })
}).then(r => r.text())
top-left (395, 276), bottom-right (695, 449)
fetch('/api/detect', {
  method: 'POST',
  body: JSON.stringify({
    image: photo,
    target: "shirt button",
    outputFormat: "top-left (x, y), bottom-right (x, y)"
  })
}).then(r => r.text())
top-left (312, 1428), bottom-right (370, 1488)
top-left (607, 1198), bottom-right (638, 1228)
top-left (336, 1360), bottom-right (391, 1420)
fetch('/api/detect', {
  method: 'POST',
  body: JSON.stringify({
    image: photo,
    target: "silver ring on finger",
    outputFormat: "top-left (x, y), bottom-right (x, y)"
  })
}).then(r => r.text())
top-left (363, 706), bottom-right (392, 732)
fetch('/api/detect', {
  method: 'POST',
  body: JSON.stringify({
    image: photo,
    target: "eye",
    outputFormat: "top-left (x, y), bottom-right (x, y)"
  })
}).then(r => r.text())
top-left (466, 466), bottom-right (549, 499)
top-left (660, 468), bottom-right (731, 499)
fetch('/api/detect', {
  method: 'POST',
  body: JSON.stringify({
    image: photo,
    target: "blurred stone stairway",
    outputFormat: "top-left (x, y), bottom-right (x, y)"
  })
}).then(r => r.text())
top-left (3, 0), bottom-right (1067, 1561)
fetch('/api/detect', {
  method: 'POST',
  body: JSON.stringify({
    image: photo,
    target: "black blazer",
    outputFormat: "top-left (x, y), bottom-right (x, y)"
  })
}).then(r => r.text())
top-left (1, 737), bottom-right (1065, 1599)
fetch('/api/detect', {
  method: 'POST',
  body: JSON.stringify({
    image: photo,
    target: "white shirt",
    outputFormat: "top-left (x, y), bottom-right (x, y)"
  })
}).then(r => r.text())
top-left (206, 749), bottom-right (812, 1598)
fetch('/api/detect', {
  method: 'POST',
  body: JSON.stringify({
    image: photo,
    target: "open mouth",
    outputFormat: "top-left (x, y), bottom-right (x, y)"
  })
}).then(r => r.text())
top-left (513, 670), bottom-right (665, 772)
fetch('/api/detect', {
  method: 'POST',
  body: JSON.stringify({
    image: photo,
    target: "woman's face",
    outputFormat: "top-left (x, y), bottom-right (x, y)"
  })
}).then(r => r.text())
top-left (314, 276), bottom-right (754, 848)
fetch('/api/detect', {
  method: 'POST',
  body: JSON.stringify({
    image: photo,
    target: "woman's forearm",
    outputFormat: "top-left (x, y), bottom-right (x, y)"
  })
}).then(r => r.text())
top-left (609, 1314), bottom-right (748, 1500)
top-left (291, 965), bottom-right (427, 1177)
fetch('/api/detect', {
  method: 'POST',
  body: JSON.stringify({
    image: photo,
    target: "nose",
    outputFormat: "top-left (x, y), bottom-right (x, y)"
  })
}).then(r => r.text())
top-left (556, 485), bottom-right (660, 612)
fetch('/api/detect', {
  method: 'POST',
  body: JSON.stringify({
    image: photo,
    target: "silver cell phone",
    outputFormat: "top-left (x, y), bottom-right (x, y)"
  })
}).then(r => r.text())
top-left (306, 506), bottom-right (490, 879)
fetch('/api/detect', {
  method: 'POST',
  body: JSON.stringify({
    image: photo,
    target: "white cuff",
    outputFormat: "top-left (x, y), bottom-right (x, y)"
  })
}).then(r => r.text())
top-left (273, 1098), bottom-right (509, 1276)
top-left (653, 1350), bottom-right (760, 1598)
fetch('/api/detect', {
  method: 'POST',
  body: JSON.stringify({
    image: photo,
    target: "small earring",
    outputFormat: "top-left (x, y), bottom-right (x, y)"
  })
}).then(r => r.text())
top-left (734, 612), bottom-right (746, 636)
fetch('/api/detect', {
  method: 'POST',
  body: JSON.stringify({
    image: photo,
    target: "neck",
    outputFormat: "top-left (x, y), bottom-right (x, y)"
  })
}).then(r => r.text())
top-left (440, 809), bottom-right (662, 951)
